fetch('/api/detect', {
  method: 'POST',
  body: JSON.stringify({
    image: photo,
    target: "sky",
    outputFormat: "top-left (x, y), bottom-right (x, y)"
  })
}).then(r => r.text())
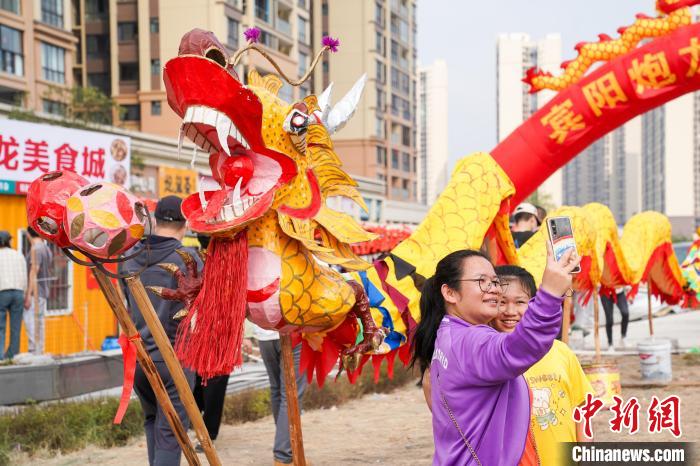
top-left (417, 0), bottom-right (648, 168)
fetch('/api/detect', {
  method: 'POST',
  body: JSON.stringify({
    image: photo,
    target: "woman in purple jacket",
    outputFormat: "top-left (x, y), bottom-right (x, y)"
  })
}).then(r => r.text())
top-left (411, 243), bottom-right (580, 466)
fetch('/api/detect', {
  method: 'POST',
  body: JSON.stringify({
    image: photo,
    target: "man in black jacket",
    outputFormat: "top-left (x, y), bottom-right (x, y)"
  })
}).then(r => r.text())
top-left (120, 195), bottom-right (202, 466)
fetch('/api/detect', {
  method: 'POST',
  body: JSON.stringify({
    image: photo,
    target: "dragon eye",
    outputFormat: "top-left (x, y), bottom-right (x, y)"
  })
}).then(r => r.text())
top-left (283, 109), bottom-right (310, 135)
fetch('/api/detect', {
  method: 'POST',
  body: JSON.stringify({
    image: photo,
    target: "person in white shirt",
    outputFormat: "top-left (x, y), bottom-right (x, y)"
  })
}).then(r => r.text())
top-left (252, 323), bottom-right (307, 466)
top-left (0, 230), bottom-right (27, 359)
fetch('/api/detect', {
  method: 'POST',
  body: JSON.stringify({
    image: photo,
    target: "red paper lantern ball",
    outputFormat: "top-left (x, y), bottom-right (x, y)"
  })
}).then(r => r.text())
top-left (26, 170), bottom-right (89, 248)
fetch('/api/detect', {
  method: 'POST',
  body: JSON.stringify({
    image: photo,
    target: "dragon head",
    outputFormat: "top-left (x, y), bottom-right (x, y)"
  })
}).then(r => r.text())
top-left (164, 29), bottom-right (368, 241)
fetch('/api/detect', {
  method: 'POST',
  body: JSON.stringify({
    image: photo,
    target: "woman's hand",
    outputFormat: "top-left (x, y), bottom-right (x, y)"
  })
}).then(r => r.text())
top-left (540, 239), bottom-right (582, 297)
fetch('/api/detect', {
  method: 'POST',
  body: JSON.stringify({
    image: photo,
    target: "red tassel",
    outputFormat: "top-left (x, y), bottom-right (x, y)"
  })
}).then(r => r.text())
top-left (175, 233), bottom-right (248, 381)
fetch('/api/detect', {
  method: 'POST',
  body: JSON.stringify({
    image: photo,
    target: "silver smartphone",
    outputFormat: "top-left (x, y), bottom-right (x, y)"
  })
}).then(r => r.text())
top-left (546, 216), bottom-right (581, 274)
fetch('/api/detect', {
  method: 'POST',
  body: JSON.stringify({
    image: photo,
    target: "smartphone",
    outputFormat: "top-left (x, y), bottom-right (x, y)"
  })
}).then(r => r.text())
top-left (546, 216), bottom-right (581, 274)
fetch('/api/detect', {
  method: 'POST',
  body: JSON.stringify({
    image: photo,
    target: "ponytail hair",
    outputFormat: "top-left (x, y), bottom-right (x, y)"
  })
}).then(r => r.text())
top-left (410, 249), bottom-right (489, 377)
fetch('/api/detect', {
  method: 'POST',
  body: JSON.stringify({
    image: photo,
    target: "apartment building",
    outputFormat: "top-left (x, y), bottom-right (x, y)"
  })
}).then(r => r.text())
top-left (312, 0), bottom-right (418, 202)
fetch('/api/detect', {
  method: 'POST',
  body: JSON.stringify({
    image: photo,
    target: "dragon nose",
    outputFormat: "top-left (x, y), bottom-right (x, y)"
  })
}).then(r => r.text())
top-left (221, 153), bottom-right (254, 188)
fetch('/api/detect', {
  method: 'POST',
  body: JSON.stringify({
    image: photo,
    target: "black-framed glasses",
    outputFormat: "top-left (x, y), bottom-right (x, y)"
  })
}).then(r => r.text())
top-left (458, 276), bottom-right (508, 293)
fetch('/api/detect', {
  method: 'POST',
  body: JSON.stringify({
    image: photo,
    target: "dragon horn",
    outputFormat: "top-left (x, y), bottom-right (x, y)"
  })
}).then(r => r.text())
top-left (324, 73), bottom-right (367, 134)
top-left (317, 82), bottom-right (334, 116)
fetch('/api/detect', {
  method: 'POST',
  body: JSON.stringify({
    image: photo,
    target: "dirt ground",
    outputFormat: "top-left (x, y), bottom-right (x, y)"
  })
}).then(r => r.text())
top-left (24, 354), bottom-right (700, 466)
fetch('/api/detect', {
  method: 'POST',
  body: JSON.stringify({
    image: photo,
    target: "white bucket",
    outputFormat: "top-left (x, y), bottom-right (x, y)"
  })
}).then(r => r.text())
top-left (637, 338), bottom-right (672, 383)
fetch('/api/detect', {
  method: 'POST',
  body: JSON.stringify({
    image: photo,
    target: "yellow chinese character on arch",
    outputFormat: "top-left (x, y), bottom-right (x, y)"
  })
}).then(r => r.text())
top-left (680, 37), bottom-right (700, 78)
top-left (540, 100), bottom-right (586, 144)
top-left (582, 72), bottom-right (628, 117)
top-left (628, 51), bottom-right (676, 95)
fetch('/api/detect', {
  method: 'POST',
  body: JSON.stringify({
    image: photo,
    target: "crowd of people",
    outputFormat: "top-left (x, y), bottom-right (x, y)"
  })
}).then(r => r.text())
top-left (1, 196), bottom-right (608, 465)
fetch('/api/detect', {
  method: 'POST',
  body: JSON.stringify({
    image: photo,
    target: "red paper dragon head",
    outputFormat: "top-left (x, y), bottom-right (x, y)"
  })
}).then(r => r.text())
top-left (163, 28), bottom-right (365, 236)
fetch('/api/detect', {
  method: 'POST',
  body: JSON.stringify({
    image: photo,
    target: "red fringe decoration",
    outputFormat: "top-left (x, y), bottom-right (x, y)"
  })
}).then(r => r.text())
top-left (175, 232), bottom-right (248, 381)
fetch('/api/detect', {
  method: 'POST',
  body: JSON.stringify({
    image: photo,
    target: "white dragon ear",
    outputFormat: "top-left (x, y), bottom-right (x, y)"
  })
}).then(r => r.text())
top-left (323, 74), bottom-right (367, 134)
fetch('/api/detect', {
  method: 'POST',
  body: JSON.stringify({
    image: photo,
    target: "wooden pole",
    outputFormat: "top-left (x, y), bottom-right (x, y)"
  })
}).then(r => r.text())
top-left (562, 296), bottom-right (572, 344)
top-left (30, 244), bottom-right (41, 354)
top-left (647, 283), bottom-right (654, 337)
top-left (280, 333), bottom-right (306, 466)
top-left (92, 270), bottom-right (201, 466)
top-left (593, 289), bottom-right (601, 363)
top-left (125, 277), bottom-right (222, 466)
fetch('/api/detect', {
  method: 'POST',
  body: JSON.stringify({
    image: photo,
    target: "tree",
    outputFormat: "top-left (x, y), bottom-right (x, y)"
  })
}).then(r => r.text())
top-left (526, 189), bottom-right (558, 214)
top-left (42, 85), bottom-right (122, 126)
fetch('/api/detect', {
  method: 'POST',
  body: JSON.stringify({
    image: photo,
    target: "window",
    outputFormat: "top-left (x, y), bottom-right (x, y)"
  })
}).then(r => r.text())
top-left (412, 155), bottom-right (417, 172)
top-left (0, 25), bottom-right (23, 76)
top-left (259, 30), bottom-right (273, 47)
top-left (402, 125), bottom-right (410, 146)
top-left (375, 59), bottom-right (386, 84)
top-left (41, 0), bottom-right (64, 28)
top-left (42, 99), bottom-right (65, 116)
top-left (227, 18), bottom-right (239, 47)
top-left (88, 72), bottom-right (110, 95)
top-left (86, 34), bottom-right (109, 57)
top-left (299, 51), bottom-right (307, 76)
top-left (375, 2), bottom-right (384, 25)
top-left (376, 146), bottom-right (386, 165)
top-left (391, 149), bottom-right (399, 169)
top-left (298, 16), bottom-right (307, 43)
top-left (402, 152), bottom-right (410, 171)
top-left (298, 0), bottom-right (306, 8)
top-left (1, 0), bottom-right (20, 14)
top-left (151, 101), bottom-right (161, 115)
top-left (150, 17), bottom-right (159, 34)
top-left (255, 0), bottom-right (269, 22)
top-left (151, 58), bottom-right (161, 76)
top-left (378, 173), bottom-right (385, 182)
top-left (375, 116), bottom-right (384, 138)
top-left (41, 43), bottom-right (65, 83)
top-left (86, 0), bottom-right (108, 19)
top-left (118, 22), bottom-right (138, 41)
top-left (376, 87), bottom-right (385, 111)
top-left (122, 104), bottom-right (140, 121)
top-left (375, 31), bottom-right (385, 56)
top-left (119, 62), bottom-right (138, 81)
top-left (321, 3), bottom-right (328, 15)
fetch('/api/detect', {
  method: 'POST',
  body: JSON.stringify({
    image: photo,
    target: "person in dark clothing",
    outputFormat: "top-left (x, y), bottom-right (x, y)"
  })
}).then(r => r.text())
top-left (119, 195), bottom-right (202, 466)
top-left (193, 373), bottom-right (229, 448)
top-left (600, 288), bottom-right (630, 349)
top-left (511, 202), bottom-right (541, 248)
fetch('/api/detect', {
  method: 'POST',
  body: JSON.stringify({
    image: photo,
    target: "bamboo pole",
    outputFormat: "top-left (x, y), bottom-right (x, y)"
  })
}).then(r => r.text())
top-left (92, 270), bottom-right (201, 466)
top-left (280, 333), bottom-right (306, 466)
top-left (125, 277), bottom-right (221, 466)
top-left (562, 296), bottom-right (572, 344)
top-left (593, 290), bottom-right (601, 362)
top-left (647, 284), bottom-right (654, 337)
top-left (30, 244), bottom-right (40, 354)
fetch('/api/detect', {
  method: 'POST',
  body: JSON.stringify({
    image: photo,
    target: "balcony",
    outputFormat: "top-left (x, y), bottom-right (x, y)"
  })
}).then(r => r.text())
top-left (277, 18), bottom-right (292, 37)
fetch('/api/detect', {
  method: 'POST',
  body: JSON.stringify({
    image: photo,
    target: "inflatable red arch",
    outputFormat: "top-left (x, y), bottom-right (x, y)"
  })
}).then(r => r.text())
top-left (492, 9), bottom-right (700, 205)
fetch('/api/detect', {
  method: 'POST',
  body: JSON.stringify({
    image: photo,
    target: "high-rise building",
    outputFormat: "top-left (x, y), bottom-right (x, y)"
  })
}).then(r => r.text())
top-left (0, 0), bottom-right (78, 111)
top-left (68, 0), bottom-right (312, 138)
top-left (417, 59), bottom-right (448, 204)
top-left (312, 0), bottom-right (418, 203)
top-left (496, 33), bottom-right (562, 206)
top-left (641, 94), bottom-right (696, 235)
top-left (562, 119), bottom-right (642, 224)
top-left (0, 0), bottom-right (311, 138)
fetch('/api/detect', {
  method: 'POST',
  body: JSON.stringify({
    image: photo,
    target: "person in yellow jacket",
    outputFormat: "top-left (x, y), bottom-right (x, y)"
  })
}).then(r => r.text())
top-left (493, 265), bottom-right (593, 465)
